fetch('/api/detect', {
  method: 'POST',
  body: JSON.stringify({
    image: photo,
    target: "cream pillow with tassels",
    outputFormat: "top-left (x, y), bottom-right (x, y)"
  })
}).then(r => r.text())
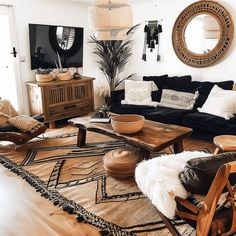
top-left (8, 115), bottom-right (44, 133)
top-left (0, 99), bottom-right (19, 125)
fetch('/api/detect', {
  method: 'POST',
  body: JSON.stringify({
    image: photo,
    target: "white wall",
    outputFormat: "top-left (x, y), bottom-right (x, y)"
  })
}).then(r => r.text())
top-left (1, 0), bottom-right (236, 112)
top-left (129, 0), bottom-right (236, 82)
top-left (86, 0), bottom-right (236, 107)
top-left (0, 0), bottom-right (96, 113)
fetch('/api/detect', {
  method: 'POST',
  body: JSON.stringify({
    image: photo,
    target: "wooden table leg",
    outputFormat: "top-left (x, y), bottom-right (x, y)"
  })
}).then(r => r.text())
top-left (156, 210), bottom-right (181, 236)
top-left (140, 149), bottom-right (151, 160)
top-left (214, 147), bottom-right (222, 155)
top-left (173, 141), bottom-right (183, 153)
top-left (49, 121), bottom-right (56, 129)
top-left (77, 127), bottom-right (86, 147)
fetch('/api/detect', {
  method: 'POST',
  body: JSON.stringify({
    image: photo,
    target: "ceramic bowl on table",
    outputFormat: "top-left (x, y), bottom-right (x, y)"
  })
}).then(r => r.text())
top-left (111, 114), bottom-right (145, 134)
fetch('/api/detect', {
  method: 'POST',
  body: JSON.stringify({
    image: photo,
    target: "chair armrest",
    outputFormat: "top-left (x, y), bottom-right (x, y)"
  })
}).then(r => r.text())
top-left (175, 196), bottom-right (199, 214)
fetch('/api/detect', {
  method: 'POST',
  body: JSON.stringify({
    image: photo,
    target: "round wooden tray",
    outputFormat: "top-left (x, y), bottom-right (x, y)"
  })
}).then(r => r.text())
top-left (103, 148), bottom-right (142, 179)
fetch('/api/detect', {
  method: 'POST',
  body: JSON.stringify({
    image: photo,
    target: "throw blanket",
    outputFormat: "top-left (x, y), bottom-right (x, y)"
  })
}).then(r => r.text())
top-left (135, 151), bottom-right (210, 219)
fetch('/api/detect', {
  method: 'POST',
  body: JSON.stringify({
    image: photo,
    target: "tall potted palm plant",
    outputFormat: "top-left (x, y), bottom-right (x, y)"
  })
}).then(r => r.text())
top-left (89, 36), bottom-right (134, 104)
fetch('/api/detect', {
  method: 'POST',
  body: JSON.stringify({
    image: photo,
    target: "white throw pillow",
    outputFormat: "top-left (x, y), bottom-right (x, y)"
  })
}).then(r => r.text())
top-left (198, 85), bottom-right (236, 120)
top-left (121, 80), bottom-right (155, 106)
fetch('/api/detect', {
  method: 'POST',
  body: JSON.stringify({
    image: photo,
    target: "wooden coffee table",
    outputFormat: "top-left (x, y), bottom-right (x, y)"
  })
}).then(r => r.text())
top-left (68, 115), bottom-right (192, 156)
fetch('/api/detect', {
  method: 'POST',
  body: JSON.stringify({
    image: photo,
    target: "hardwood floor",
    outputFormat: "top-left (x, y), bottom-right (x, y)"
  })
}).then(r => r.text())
top-left (0, 137), bottom-right (215, 236)
top-left (183, 138), bottom-right (215, 153)
top-left (0, 165), bottom-right (99, 236)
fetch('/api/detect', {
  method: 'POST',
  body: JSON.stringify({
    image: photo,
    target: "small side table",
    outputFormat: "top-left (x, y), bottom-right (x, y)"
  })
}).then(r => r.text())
top-left (103, 148), bottom-right (142, 179)
top-left (213, 135), bottom-right (236, 155)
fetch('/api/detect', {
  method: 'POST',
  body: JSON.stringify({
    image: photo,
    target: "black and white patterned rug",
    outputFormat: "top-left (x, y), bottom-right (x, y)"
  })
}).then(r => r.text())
top-left (0, 127), bottom-right (208, 235)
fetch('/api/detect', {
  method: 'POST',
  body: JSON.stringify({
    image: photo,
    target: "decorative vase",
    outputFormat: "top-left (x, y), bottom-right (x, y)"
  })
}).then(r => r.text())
top-left (57, 71), bottom-right (72, 81)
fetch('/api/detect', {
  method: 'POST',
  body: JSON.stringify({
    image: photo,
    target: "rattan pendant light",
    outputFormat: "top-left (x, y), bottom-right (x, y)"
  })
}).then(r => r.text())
top-left (88, 0), bottom-right (133, 40)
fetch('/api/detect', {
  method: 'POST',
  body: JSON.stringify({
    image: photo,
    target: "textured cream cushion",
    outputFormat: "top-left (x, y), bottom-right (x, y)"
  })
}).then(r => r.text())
top-left (8, 115), bottom-right (44, 133)
top-left (0, 99), bottom-right (18, 125)
top-left (198, 85), bottom-right (236, 120)
top-left (159, 89), bottom-right (199, 110)
top-left (121, 80), bottom-right (158, 106)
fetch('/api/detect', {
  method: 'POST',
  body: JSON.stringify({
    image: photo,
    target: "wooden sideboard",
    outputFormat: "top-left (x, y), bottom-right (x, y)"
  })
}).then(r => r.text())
top-left (26, 76), bottom-right (95, 128)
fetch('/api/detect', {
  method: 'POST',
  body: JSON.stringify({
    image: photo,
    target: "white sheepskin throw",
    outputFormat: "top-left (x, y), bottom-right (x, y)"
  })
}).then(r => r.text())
top-left (135, 151), bottom-right (210, 219)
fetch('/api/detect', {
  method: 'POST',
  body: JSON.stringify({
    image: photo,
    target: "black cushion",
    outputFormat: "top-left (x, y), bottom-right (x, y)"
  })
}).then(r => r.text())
top-left (0, 123), bottom-right (19, 132)
top-left (110, 90), bottom-right (125, 104)
top-left (110, 103), bottom-right (154, 115)
top-left (143, 74), bottom-right (192, 101)
top-left (32, 114), bottom-right (45, 122)
top-left (164, 75), bottom-right (192, 91)
top-left (142, 106), bottom-right (193, 125)
top-left (179, 152), bottom-right (236, 195)
top-left (193, 95), bottom-right (208, 109)
top-left (183, 112), bottom-right (236, 135)
top-left (190, 80), bottom-right (234, 96)
top-left (151, 90), bottom-right (162, 102)
top-left (190, 80), bottom-right (234, 108)
top-left (143, 74), bottom-right (168, 89)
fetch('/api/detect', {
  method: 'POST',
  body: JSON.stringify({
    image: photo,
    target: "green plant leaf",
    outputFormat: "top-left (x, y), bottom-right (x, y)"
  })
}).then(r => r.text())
top-left (89, 36), bottom-right (134, 92)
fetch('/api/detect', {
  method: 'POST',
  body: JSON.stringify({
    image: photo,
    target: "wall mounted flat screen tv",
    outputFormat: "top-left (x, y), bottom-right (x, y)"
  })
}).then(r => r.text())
top-left (29, 23), bottom-right (83, 70)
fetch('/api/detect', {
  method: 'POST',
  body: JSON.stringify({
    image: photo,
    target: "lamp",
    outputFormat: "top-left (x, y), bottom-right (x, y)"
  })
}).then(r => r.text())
top-left (88, 0), bottom-right (133, 40)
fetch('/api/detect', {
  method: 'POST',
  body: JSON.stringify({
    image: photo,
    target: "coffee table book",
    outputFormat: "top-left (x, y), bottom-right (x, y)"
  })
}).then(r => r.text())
top-left (89, 113), bottom-right (111, 123)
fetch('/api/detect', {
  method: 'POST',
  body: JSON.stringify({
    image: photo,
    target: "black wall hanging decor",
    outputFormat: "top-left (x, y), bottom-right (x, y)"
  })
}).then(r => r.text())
top-left (142, 20), bottom-right (163, 61)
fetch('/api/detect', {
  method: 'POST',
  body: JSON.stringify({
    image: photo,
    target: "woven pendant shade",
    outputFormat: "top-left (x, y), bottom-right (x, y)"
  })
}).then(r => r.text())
top-left (88, 0), bottom-right (133, 40)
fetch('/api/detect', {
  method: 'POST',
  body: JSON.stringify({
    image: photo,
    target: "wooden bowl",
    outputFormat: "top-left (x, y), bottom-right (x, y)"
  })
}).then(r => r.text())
top-left (111, 114), bottom-right (145, 134)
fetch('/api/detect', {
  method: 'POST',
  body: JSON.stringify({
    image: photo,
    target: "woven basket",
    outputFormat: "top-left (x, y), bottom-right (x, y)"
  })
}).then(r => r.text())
top-left (35, 74), bottom-right (53, 82)
top-left (57, 71), bottom-right (72, 81)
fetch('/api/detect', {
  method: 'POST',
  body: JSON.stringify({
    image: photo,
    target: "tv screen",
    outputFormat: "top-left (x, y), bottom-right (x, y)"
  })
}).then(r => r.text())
top-left (29, 23), bottom-right (83, 70)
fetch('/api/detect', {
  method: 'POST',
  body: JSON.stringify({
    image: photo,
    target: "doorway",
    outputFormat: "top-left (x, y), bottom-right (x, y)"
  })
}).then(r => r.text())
top-left (0, 5), bottom-right (22, 111)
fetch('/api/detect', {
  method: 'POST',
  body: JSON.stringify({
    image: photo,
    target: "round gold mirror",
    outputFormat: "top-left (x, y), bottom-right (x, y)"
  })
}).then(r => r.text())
top-left (172, 1), bottom-right (234, 68)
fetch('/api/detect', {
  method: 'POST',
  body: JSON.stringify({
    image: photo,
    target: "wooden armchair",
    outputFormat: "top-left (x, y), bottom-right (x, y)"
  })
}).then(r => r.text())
top-left (0, 98), bottom-right (47, 145)
top-left (0, 115), bottom-right (47, 145)
top-left (158, 161), bottom-right (236, 236)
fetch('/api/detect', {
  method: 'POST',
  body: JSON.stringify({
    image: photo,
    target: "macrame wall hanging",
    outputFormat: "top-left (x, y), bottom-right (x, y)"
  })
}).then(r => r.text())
top-left (142, 20), bottom-right (163, 61)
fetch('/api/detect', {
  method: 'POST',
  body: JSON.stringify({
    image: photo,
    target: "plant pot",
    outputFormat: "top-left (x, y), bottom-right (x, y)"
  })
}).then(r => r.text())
top-left (35, 73), bottom-right (53, 82)
top-left (57, 71), bottom-right (72, 81)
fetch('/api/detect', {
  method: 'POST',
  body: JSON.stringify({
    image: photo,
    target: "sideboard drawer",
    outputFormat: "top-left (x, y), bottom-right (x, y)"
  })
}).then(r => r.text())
top-left (48, 103), bottom-right (92, 120)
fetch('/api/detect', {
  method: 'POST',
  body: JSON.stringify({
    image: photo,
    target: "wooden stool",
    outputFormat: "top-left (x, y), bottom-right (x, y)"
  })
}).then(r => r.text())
top-left (213, 135), bottom-right (236, 155)
top-left (103, 148), bottom-right (142, 179)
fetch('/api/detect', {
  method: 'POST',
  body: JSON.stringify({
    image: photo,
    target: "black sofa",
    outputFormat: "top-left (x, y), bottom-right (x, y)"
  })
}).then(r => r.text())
top-left (110, 75), bottom-right (235, 141)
